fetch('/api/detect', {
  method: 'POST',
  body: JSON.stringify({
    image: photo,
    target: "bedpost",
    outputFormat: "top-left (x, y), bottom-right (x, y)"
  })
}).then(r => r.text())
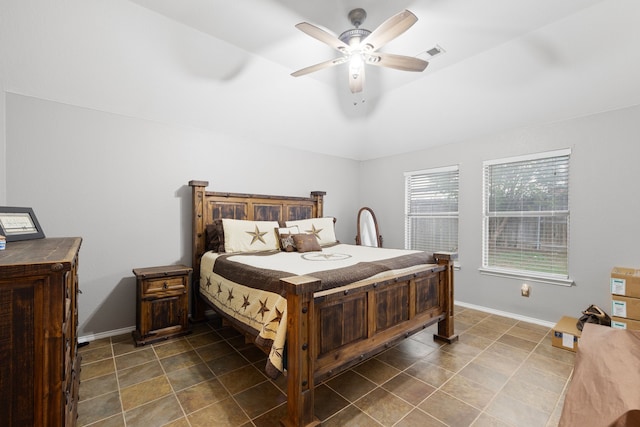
top-left (281, 276), bottom-right (322, 427)
top-left (189, 180), bottom-right (209, 321)
top-left (433, 252), bottom-right (459, 343)
top-left (310, 191), bottom-right (326, 218)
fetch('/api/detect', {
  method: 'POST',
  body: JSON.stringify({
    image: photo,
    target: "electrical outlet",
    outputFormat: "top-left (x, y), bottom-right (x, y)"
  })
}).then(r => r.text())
top-left (521, 283), bottom-right (530, 297)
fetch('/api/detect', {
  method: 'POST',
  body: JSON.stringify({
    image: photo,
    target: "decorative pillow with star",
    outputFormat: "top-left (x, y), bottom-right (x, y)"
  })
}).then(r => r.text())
top-left (222, 218), bottom-right (280, 253)
top-left (285, 217), bottom-right (337, 246)
top-left (276, 226), bottom-right (300, 252)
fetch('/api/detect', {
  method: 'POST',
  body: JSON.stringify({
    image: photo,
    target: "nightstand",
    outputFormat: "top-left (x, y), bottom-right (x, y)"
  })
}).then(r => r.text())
top-left (132, 264), bottom-right (192, 346)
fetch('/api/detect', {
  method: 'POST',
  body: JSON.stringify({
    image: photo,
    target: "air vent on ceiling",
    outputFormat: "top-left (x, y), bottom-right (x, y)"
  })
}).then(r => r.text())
top-left (423, 45), bottom-right (445, 59)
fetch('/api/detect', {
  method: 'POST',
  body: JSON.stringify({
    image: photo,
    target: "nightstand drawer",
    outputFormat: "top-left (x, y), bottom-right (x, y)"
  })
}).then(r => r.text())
top-left (142, 277), bottom-right (186, 296)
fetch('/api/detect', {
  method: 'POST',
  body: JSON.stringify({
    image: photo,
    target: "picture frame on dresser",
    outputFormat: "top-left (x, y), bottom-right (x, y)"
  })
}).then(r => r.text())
top-left (0, 206), bottom-right (45, 241)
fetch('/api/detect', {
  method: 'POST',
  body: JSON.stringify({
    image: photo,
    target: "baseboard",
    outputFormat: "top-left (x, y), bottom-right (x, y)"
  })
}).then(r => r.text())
top-left (78, 326), bottom-right (136, 344)
top-left (79, 307), bottom-right (552, 344)
top-left (455, 300), bottom-right (556, 329)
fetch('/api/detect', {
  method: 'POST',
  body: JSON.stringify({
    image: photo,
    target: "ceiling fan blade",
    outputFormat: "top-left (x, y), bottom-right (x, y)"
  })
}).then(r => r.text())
top-left (291, 57), bottom-right (347, 77)
top-left (361, 10), bottom-right (418, 52)
top-left (368, 52), bottom-right (428, 72)
top-left (295, 22), bottom-right (350, 52)
top-left (348, 67), bottom-right (365, 93)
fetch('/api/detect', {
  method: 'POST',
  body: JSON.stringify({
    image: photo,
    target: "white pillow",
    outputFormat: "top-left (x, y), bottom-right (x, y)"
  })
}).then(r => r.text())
top-left (222, 219), bottom-right (280, 253)
top-left (285, 217), bottom-right (337, 246)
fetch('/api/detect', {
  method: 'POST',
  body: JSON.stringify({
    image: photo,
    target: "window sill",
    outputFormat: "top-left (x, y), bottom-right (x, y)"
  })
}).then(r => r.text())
top-left (478, 267), bottom-right (574, 287)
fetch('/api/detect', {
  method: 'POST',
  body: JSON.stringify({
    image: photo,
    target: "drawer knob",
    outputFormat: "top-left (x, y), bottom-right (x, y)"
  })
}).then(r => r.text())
top-left (163, 282), bottom-right (168, 290)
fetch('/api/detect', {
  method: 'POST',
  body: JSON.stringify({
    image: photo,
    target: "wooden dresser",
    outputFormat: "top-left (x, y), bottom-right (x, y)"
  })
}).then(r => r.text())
top-left (0, 237), bottom-right (82, 427)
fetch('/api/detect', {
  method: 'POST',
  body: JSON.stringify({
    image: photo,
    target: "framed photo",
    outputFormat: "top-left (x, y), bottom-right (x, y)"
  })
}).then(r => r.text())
top-left (0, 207), bottom-right (45, 241)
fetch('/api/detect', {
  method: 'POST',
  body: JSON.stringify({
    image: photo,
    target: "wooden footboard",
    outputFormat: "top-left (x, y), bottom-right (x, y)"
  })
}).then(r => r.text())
top-left (281, 253), bottom-right (456, 427)
top-left (188, 180), bottom-right (456, 427)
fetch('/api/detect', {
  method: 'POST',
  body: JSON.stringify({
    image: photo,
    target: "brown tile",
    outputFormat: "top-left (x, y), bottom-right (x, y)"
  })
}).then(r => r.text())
top-left (533, 338), bottom-right (576, 365)
top-left (424, 347), bottom-right (474, 372)
top-left (485, 391), bottom-right (551, 427)
top-left (112, 340), bottom-right (138, 356)
top-left (486, 315), bottom-right (519, 327)
top-left (506, 324), bottom-right (548, 343)
top-left (456, 332), bottom-right (494, 351)
top-left (124, 394), bottom-right (184, 427)
top-left (116, 359), bottom-right (164, 388)
top-left (471, 412), bottom-right (512, 426)
top-left (167, 362), bottom-right (215, 391)
top-left (79, 373), bottom-right (118, 402)
top-left (188, 397), bottom-right (249, 427)
top-left (80, 345), bottom-right (114, 364)
top-left (80, 337), bottom-right (111, 352)
top-left (77, 391), bottom-right (122, 426)
top-left (160, 349), bottom-right (203, 373)
top-left (455, 308), bottom-right (491, 324)
top-left (441, 339), bottom-right (485, 358)
top-left (239, 344), bottom-right (268, 363)
top-left (440, 374), bottom-right (496, 409)
top-left (215, 326), bottom-right (243, 340)
top-left (195, 340), bottom-right (235, 362)
top-left (465, 323), bottom-right (506, 341)
top-left (114, 347), bottom-right (155, 371)
top-left (523, 353), bottom-right (573, 380)
top-left (395, 336), bottom-right (439, 357)
top-left (473, 350), bottom-right (523, 377)
top-left (218, 364), bottom-right (267, 395)
top-left (457, 361), bottom-right (509, 393)
top-left (405, 361), bottom-right (455, 388)
top-left (395, 409), bottom-right (447, 427)
top-left (382, 372), bottom-right (436, 405)
top-left (153, 338), bottom-right (194, 358)
top-left (501, 377), bottom-right (562, 414)
top-left (375, 347), bottom-right (422, 371)
top-left (419, 390), bottom-right (480, 426)
top-left (120, 375), bottom-right (172, 411)
top-left (326, 370), bottom-right (376, 402)
top-left (313, 383), bottom-right (350, 421)
top-left (176, 378), bottom-right (229, 414)
top-left (79, 413), bottom-right (125, 427)
top-left (234, 380), bottom-right (287, 419)
top-left (187, 331), bottom-right (223, 348)
top-left (409, 329), bottom-right (445, 349)
top-left (352, 358), bottom-right (401, 385)
top-left (163, 417), bottom-right (190, 427)
top-left (206, 351), bottom-right (251, 376)
top-left (110, 333), bottom-right (133, 344)
top-left (484, 341), bottom-right (530, 364)
top-left (355, 387), bottom-right (413, 426)
top-left (81, 358), bottom-right (116, 381)
top-left (498, 333), bottom-right (539, 352)
top-left (477, 318), bottom-right (515, 334)
top-left (323, 404), bottom-right (379, 427)
top-left (252, 402), bottom-right (288, 427)
top-left (512, 364), bottom-right (569, 396)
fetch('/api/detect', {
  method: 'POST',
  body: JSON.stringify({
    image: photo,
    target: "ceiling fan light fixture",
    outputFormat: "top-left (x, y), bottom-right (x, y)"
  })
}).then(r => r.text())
top-left (349, 53), bottom-right (364, 79)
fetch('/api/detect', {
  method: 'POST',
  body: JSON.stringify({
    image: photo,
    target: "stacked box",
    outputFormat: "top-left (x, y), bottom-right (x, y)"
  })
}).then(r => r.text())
top-left (610, 267), bottom-right (640, 330)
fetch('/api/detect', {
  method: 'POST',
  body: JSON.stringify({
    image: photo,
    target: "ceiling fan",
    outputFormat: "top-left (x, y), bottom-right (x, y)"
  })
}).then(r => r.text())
top-left (291, 8), bottom-right (428, 93)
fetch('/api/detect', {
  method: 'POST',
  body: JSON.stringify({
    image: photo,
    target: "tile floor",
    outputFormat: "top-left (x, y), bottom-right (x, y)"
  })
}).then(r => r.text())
top-left (77, 306), bottom-right (574, 427)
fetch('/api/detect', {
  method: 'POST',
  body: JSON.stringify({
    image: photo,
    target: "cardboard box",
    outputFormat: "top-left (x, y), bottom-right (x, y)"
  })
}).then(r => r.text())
top-left (610, 266), bottom-right (640, 298)
top-left (611, 295), bottom-right (640, 321)
top-left (611, 316), bottom-right (640, 330)
top-left (552, 316), bottom-right (581, 352)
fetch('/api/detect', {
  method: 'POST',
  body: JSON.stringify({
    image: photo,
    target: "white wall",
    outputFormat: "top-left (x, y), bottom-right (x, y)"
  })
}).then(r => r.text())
top-left (5, 93), bottom-right (359, 336)
top-left (359, 104), bottom-right (640, 323)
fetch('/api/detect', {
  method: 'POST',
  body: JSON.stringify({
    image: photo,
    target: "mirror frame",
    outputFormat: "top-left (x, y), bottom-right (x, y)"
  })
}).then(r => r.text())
top-left (356, 207), bottom-right (383, 247)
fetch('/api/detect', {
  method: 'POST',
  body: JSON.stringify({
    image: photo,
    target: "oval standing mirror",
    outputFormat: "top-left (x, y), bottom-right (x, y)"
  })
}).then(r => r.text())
top-left (356, 207), bottom-right (383, 247)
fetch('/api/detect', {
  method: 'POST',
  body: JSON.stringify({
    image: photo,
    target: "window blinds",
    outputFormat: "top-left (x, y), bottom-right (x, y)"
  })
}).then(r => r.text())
top-left (405, 166), bottom-right (459, 254)
top-left (483, 150), bottom-right (570, 277)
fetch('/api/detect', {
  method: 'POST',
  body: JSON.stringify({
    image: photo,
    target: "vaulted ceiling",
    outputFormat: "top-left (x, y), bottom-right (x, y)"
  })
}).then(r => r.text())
top-left (3, 1), bottom-right (639, 160)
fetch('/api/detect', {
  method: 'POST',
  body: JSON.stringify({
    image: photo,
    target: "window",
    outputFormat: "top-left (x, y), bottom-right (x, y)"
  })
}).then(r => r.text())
top-left (405, 166), bottom-right (459, 256)
top-left (482, 149), bottom-right (570, 283)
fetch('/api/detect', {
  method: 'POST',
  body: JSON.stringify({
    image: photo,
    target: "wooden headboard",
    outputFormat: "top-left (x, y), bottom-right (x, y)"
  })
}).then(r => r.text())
top-left (188, 180), bottom-right (326, 280)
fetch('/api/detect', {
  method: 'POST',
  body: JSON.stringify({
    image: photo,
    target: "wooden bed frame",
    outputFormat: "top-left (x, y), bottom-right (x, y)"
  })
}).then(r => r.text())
top-left (189, 180), bottom-right (457, 427)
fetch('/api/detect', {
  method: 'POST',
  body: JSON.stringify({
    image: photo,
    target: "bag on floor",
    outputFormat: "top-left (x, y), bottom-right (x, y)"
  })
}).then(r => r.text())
top-left (576, 304), bottom-right (611, 331)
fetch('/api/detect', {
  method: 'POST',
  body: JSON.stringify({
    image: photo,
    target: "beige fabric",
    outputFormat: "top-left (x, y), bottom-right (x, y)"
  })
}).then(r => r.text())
top-left (222, 218), bottom-right (280, 253)
top-left (559, 323), bottom-right (640, 427)
top-left (285, 217), bottom-right (337, 246)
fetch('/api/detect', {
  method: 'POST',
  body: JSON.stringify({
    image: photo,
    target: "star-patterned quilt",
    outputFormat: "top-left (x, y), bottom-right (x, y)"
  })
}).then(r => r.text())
top-left (199, 244), bottom-right (435, 378)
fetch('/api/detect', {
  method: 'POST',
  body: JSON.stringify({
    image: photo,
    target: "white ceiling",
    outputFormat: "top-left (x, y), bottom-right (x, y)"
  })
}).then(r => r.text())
top-left (4, 0), bottom-right (640, 160)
